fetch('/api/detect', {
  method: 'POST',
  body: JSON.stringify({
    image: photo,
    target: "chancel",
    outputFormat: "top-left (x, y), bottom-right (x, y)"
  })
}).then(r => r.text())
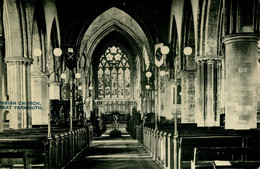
top-left (0, 0), bottom-right (259, 169)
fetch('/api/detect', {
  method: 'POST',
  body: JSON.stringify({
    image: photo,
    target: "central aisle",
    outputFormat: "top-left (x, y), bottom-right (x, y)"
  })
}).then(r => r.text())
top-left (65, 129), bottom-right (163, 169)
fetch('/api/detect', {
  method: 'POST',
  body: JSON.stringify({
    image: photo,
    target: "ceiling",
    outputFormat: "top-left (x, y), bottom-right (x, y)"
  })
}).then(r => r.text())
top-left (56, 0), bottom-right (172, 49)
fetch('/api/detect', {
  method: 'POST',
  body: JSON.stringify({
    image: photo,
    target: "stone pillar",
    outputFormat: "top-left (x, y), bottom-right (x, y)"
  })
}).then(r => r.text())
top-left (146, 90), bottom-right (150, 113)
top-left (223, 34), bottom-right (258, 129)
top-left (206, 60), bottom-right (216, 126)
top-left (49, 81), bottom-right (61, 100)
top-left (150, 90), bottom-right (154, 113)
top-left (217, 60), bottom-right (224, 122)
top-left (181, 72), bottom-right (188, 122)
top-left (0, 37), bottom-right (4, 132)
top-left (163, 132), bottom-right (168, 168)
top-left (167, 133), bottom-right (172, 169)
top-left (5, 57), bottom-right (33, 129)
top-left (181, 71), bottom-right (195, 123)
top-left (31, 72), bottom-right (48, 125)
top-left (196, 58), bottom-right (223, 127)
top-left (195, 60), bottom-right (204, 126)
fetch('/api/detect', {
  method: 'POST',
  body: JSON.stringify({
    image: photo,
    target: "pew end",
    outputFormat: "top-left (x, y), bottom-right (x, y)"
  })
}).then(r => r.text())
top-left (192, 147), bottom-right (260, 169)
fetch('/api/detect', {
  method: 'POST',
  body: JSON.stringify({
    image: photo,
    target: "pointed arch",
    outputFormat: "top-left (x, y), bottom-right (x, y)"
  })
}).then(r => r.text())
top-left (49, 18), bottom-right (60, 81)
top-left (30, 1), bottom-right (49, 126)
top-left (182, 0), bottom-right (196, 70)
top-left (171, 17), bottom-right (180, 72)
top-left (80, 7), bottom-right (151, 64)
top-left (3, 0), bottom-right (23, 58)
top-left (32, 0), bottom-right (47, 69)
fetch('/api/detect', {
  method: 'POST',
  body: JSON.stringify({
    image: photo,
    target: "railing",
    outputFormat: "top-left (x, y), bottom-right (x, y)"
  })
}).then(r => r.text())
top-left (136, 125), bottom-right (260, 169)
top-left (48, 125), bottom-right (93, 169)
top-left (136, 125), bottom-right (173, 169)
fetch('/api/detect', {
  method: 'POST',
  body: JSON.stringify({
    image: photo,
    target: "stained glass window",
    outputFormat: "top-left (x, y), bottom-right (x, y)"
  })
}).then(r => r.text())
top-left (98, 69), bottom-right (104, 98)
top-left (118, 68), bottom-right (124, 98)
top-left (98, 45), bottom-right (130, 98)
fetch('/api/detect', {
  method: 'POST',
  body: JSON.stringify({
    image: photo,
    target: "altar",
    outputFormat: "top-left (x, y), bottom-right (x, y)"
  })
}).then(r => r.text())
top-left (94, 98), bottom-right (137, 115)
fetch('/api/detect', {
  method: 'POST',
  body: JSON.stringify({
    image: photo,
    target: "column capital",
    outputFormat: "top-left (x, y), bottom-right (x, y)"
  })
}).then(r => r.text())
top-left (179, 70), bottom-right (196, 77)
top-left (49, 81), bottom-right (62, 86)
top-left (217, 60), bottom-right (223, 66)
top-left (31, 71), bottom-right (49, 78)
top-left (5, 57), bottom-right (33, 65)
top-left (163, 131), bottom-right (168, 136)
top-left (195, 55), bottom-right (223, 63)
top-left (222, 33), bottom-right (259, 45)
top-left (207, 59), bottom-right (215, 64)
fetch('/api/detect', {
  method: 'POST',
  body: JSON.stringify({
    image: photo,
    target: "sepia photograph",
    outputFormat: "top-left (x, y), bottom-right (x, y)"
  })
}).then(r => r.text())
top-left (0, 0), bottom-right (260, 168)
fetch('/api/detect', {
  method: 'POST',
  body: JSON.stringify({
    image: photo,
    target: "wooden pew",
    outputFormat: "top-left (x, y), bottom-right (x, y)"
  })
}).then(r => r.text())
top-left (0, 152), bottom-right (27, 169)
top-left (0, 138), bottom-right (47, 169)
top-left (0, 152), bottom-right (45, 169)
top-left (142, 124), bottom-right (259, 169)
top-left (0, 126), bottom-right (93, 169)
top-left (191, 147), bottom-right (260, 169)
top-left (179, 135), bottom-right (245, 169)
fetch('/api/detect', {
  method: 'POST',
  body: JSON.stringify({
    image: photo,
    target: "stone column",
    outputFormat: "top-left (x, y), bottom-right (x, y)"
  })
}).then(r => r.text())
top-left (150, 90), bottom-right (154, 113)
top-left (167, 133), bottom-right (172, 169)
top-left (223, 34), bottom-right (258, 129)
top-left (187, 71), bottom-right (195, 122)
top-left (181, 72), bottom-right (188, 122)
top-left (216, 60), bottom-right (224, 123)
top-left (180, 71), bottom-right (195, 123)
top-left (5, 57), bottom-right (33, 129)
top-left (31, 73), bottom-right (48, 125)
top-left (206, 59), bottom-right (216, 126)
top-left (195, 60), bottom-right (204, 126)
top-left (0, 37), bottom-right (4, 132)
top-left (49, 81), bottom-right (61, 100)
top-left (196, 58), bottom-right (223, 127)
top-left (146, 90), bottom-right (150, 113)
top-left (195, 59), bottom-right (207, 126)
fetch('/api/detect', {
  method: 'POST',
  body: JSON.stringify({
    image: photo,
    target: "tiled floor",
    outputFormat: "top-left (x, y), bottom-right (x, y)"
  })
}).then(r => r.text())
top-left (65, 129), bottom-right (163, 169)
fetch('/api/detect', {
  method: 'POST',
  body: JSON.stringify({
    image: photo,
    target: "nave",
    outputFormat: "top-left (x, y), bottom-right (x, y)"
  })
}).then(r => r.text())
top-left (0, 121), bottom-right (259, 169)
top-left (0, 0), bottom-right (260, 169)
top-left (65, 127), bottom-right (163, 169)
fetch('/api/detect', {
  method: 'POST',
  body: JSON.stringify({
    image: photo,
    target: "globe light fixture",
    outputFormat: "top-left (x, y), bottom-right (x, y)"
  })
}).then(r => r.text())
top-left (53, 48), bottom-right (62, 57)
top-left (145, 71), bottom-right (152, 78)
top-left (159, 45), bottom-right (169, 77)
top-left (75, 73), bottom-right (81, 79)
top-left (146, 71), bottom-right (152, 84)
top-left (89, 86), bottom-right (93, 90)
top-left (78, 85), bottom-right (83, 90)
top-left (145, 84), bottom-right (150, 90)
top-left (183, 47), bottom-right (192, 56)
top-left (160, 70), bottom-right (166, 77)
top-left (161, 46), bottom-right (170, 55)
top-left (61, 73), bottom-right (67, 79)
top-left (33, 48), bottom-right (42, 57)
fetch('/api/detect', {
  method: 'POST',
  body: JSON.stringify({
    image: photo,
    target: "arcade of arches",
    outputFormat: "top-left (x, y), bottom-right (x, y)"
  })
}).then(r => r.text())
top-left (0, 0), bottom-right (260, 132)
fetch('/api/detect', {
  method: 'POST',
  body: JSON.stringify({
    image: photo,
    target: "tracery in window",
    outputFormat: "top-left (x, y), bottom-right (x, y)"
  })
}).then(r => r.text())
top-left (98, 45), bottom-right (130, 98)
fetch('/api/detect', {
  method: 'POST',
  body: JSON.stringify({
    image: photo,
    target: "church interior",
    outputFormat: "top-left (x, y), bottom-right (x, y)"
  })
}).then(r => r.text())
top-left (0, 0), bottom-right (260, 169)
